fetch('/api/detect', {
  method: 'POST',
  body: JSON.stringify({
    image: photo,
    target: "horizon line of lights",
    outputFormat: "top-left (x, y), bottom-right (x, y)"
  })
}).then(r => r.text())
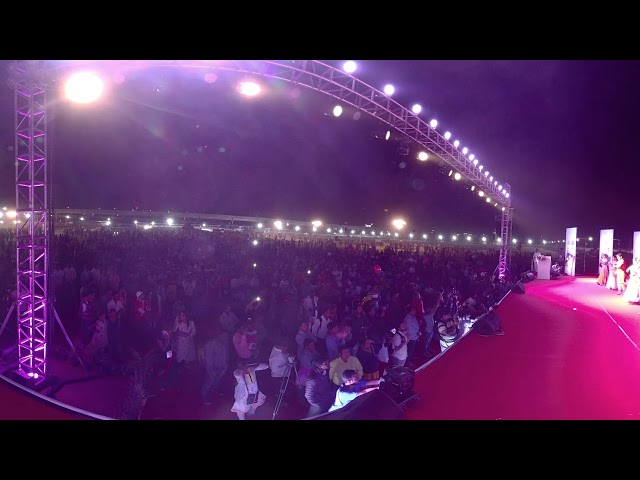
top-left (0, 207), bottom-right (606, 244)
top-left (61, 61), bottom-right (510, 211)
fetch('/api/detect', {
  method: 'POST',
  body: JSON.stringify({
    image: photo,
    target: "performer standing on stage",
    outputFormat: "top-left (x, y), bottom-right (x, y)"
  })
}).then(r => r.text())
top-left (623, 258), bottom-right (640, 304)
top-left (532, 248), bottom-right (542, 276)
top-left (597, 254), bottom-right (609, 286)
top-left (615, 253), bottom-right (627, 295)
top-left (606, 255), bottom-right (618, 290)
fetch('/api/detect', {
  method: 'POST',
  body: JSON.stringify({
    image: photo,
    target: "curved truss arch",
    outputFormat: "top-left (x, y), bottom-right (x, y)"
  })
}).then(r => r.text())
top-left (43, 59), bottom-right (511, 207)
top-left (7, 59), bottom-right (513, 380)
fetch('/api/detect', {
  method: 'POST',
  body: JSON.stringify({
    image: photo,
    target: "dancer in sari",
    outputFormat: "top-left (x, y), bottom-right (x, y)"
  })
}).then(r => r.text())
top-left (606, 256), bottom-right (618, 290)
top-left (597, 254), bottom-right (609, 286)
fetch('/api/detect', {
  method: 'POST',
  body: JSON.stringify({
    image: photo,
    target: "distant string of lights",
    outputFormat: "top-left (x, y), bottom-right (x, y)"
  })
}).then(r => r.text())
top-left (0, 207), bottom-right (584, 247)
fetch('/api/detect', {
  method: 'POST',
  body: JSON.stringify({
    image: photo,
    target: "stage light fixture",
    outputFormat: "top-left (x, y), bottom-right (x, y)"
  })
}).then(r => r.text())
top-left (385, 131), bottom-right (391, 140)
top-left (64, 71), bottom-right (104, 104)
top-left (411, 104), bottom-right (422, 114)
top-left (462, 147), bottom-right (468, 155)
top-left (429, 119), bottom-right (438, 128)
top-left (469, 154), bottom-right (475, 161)
top-left (417, 151), bottom-right (428, 161)
top-left (383, 84), bottom-right (395, 95)
top-left (453, 140), bottom-right (460, 148)
top-left (343, 61), bottom-right (357, 73)
top-left (444, 131), bottom-right (451, 140)
top-left (333, 105), bottom-right (343, 117)
top-left (239, 81), bottom-right (261, 96)
top-left (454, 172), bottom-right (461, 181)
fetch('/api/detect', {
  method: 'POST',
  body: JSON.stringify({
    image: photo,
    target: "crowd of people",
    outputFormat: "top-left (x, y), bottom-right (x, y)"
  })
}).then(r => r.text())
top-left (0, 227), bottom-right (535, 419)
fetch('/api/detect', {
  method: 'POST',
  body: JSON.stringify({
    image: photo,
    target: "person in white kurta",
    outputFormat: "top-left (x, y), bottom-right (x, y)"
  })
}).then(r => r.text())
top-left (172, 312), bottom-right (197, 364)
top-left (231, 362), bottom-right (268, 420)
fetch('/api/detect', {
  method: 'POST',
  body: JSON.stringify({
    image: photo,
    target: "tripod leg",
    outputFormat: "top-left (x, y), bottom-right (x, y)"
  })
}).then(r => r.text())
top-left (272, 364), bottom-right (291, 420)
top-left (54, 308), bottom-right (87, 373)
top-left (0, 302), bottom-right (15, 340)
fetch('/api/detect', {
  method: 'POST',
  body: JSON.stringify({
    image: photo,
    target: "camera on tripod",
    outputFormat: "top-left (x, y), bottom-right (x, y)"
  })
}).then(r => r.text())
top-left (286, 355), bottom-right (296, 365)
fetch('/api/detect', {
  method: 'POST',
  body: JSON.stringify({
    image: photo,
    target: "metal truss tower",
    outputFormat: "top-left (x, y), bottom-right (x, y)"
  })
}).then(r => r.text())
top-left (497, 204), bottom-right (513, 280)
top-left (10, 61), bottom-right (49, 381)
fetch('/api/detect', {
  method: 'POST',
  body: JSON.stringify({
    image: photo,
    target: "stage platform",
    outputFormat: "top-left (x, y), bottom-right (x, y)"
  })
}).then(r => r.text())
top-left (406, 276), bottom-right (640, 420)
top-left (3, 275), bottom-right (640, 420)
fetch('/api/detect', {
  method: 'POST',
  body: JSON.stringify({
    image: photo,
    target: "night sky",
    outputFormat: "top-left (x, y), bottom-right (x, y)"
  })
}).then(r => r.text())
top-left (0, 60), bottom-right (638, 245)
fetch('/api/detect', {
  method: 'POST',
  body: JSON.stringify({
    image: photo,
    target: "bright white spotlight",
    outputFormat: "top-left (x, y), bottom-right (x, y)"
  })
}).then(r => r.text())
top-left (274, 220), bottom-right (283, 230)
top-left (385, 131), bottom-right (391, 141)
top-left (343, 61), bottom-right (357, 73)
top-left (482, 237), bottom-right (487, 242)
top-left (478, 191), bottom-right (485, 197)
top-left (257, 222), bottom-right (263, 228)
top-left (252, 239), bottom-right (259, 246)
top-left (333, 105), bottom-right (343, 117)
top-left (411, 104), bottom-right (422, 114)
top-left (64, 71), bottom-right (104, 104)
top-left (527, 239), bottom-right (533, 244)
top-left (383, 84), bottom-right (395, 95)
top-left (486, 197), bottom-right (491, 203)
top-left (452, 235), bottom-right (457, 241)
top-left (462, 147), bottom-right (468, 155)
top-left (444, 131), bottom-right (451, 140)
top-left (479, 165), bottom-right (484, 171)
top-left (418, 151), bottom-right (428, 161)
top-left (469, 154), bottom-right (475, 161)
top-left (166, 218), bottom-right (174, 226)
top-left (429, 119), bottom-right (438, 128)
top-left (239, 81), bottom-right (261, 96)
top-left (311, 220), bottom-right (322, 228)
top-left (438, 235), bottom-right (443, 240)
top-left (473, 159), bottom-right (479, 166)
top-left (471, 186), bottom-right (475, 191)
top-left (453, 140), bottom-right (460, 148)
top-left (466, 236), bottom-right (471, 241)
top-left (454, 172), bottom-right (461, 181)
top-left (392, 218), bottom-right (406, 230)
top-left (294, 225), bottom-right (300, 231)
top-left (485, 171), bottom-right (489, 177)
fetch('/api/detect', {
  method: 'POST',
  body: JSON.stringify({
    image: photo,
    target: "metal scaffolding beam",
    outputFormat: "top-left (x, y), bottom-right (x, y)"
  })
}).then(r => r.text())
top-left (7, 60), bottom-right (517, 372)
top-left (9, 61), bottom-right (49, 382)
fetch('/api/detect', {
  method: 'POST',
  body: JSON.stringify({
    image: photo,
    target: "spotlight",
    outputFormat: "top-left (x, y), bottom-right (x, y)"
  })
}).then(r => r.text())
top-left (343, 61), bottom-right (357, 73)
top-left (429, 119), bottom-right (438, 128)
top-left (385, 130), bottom-right (391, 140)
top-left (64, 71), bottom-right (104, 104)
top-left (333, 105), bottom-right (343, 117)
top-left (444, 131), bottom-right (452, 140)
top-left (383, 84), bottom-right (395, 95)
top-left (411, 104), bottom-right (422, 114)
top-left (417, 152), bottom-right (428, 161)
top-left (239, 81), bottom-right (261, 96)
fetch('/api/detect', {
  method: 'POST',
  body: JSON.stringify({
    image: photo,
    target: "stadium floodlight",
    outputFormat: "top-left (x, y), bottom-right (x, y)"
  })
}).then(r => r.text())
top-left (453, 140), bottom-right (460, 148)
top-left (239, 81), bottom-right (261, 96)
top-left (444, 131), bottom-right (451, 140)
top-left (411, 104), bottom-right (422, 114)
top-left (383, 84), bottom-right (395, 95)
top-left (343, 61), bottom-right (357, 73)
top-left (429, 119), bottom-right (438, 128)
top-left (469, 154), bottom-right (475, 161)
top-left (462, 147), bottom-right (468, 155)
top-left (64, 71), bottom-right (105, 104)
top-left (392, 218), bottom-right (406, 230)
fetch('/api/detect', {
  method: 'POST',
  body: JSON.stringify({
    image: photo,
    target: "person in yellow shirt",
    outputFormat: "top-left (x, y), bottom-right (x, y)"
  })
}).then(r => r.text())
top-left (329, 344), bottom-right (363, 386)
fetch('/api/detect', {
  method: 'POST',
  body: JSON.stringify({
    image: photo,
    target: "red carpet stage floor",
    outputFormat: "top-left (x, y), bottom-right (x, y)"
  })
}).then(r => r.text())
top-left (406, 276), bottom-right (640, 420)
top-left (0, 373), bottom-right (110, 420)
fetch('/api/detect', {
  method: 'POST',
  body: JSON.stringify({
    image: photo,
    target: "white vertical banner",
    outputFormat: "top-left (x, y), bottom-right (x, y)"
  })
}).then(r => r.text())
top-left (599, 229), bottom-right (614, 261)
top-left (565, 227), bottom-right (577, 276)
top-left (634, 232), bottom-right (640, 261)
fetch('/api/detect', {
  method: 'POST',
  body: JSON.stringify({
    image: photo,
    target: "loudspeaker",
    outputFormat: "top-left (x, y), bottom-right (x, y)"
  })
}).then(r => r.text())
top-left (312, 389), bottom-right (405, 420)
top-left (511, 282), bottom-right (526, 294)
top-left (473, 312), bottom-right (502, 336)
top-left (521, 272), bottom-right (535, 282)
